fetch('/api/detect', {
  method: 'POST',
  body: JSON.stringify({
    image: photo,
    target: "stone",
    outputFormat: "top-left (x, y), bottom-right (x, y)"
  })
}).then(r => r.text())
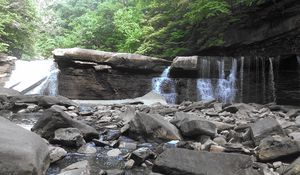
top-left (258, 136), bottom-right (300, 161)
top-left (32, 106), bottom-right (98, 141)
top-left (124, 159), bottom-right (135, 169)
top-left (78, 144), bottom-right (97, 154)
top-left (107, 149), bottom-right (122, 157)
top-left (52, 128), bottom-right (85, 147)
top-left (286, 109), bottom-right (300, 119)
top-left (53, 48), bottom-right (171, 72)
top-left (289, 132), bottom-right (300, 141)
top-left (179, 118), bottom-right (217, 138)
top-left (0, 87), bottom-right (20, 96)
top-left (58, 160), bottom-right (90, 175)
top-left (153, 148), bottom-right (261, 175)
top-left (0, 117), bottom-right (50, 175)
top-left (223, 103), bottom-right (255, 114)
top-left (128, 112), bottom-right (182, 141)
top-left (11, 95), bottom-right (77, 108)
top-left (213, 136), bottom-right (227, 145)
top-left (118, 141), bottom-right (137, 150)
top-left (49, 146), bottom-right (67, 163)
top-left (212, 121), bottom-right (235, 131)
top-left (130, 147), bottom-right (155, 165)
top-left (282, 156), bottom-right (300, 175)
top-left (171, 56), bottom-right (198, 71)
top-left (105, 169), bottom-right (124, 175)
top-left (250, 117), bottom-right (285, 145)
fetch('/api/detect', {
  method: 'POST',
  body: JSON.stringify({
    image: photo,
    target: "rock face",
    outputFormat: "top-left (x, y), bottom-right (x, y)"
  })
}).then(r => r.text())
top-left (153, 148), bottom-right (261, 175)
top-left (197, 0), bottom-right (300, 56)
top-left (32, 106), bottom-right (98, 141)
top-left (170, 56), bottom-right (199, 77)
top-left (128, 112), bottom-right (182, 141)
top-left (0, 117), bottom-right (50, 175)
top-left (0, 54), bottom-right (16, 86)
top-left (53, 48), bottom-right (171, 72)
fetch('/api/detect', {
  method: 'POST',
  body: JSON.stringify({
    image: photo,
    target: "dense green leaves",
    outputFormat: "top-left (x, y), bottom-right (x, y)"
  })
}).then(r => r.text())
top-left (0, 0), bottom-right (263, 58)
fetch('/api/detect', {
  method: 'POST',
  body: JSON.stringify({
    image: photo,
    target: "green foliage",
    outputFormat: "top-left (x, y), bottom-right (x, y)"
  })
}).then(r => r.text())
top-left (0, 0), bottom-right (263, 59)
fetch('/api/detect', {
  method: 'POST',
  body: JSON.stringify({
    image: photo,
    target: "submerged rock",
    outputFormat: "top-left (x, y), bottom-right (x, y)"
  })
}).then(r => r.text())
top-left (0, 117), bottom-right (50, 175)
top-left (32, 106), bottom-right (98, 141)
top-left (153, 148), bottom-right (261, 175)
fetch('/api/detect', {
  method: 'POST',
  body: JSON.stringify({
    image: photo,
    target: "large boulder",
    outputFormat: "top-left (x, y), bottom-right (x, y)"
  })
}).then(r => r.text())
top-left (153, 148), bottom-right (261, 175)
top-left (257, 136), bottom-right (300, 161)
top-left (0, 117), bottom-right (50, 175)
top-left (53, 48), bottom-right (171, 72)
top-left (31, 106), bottom-right (98, 141)
top-left (250, 117), bottom-right (285, 145)
top-left (128, 112), bottom-right (182, 141)
top-left (171, 56), bottom-right (198, 71)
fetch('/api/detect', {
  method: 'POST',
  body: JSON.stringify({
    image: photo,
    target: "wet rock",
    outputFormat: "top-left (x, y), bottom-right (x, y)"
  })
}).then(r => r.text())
top-left (107, 149), bottom-right (122, 157)
top-left (118, 141), bottom-right (137, 150)
top-left (282, 156), bottom-right (300, 175)
top-left (0, 117), bottom-right (50, 175)
top-left (128, 112), bottom-right (182, 141)
top-left (223, 103), bottom-right (255, 114)
top-left (52, 128), bottom-right (85, 147)
top-left (93, 139), bottom-right (110, 147)
top-left (32, 106), bottom-right (98, 141)
top-left (153, 148), bottom-right (261, 175)
top-left (124, 159), bottom-right (135, 169)
top-left (130, 147), bottom-right (155, 165)
top-left (49, 146), bottom-right (67, 163)
top-left (78, 144), bottom-right (97, 154)
top-left (179, 118), bottom-right (217, 138)
top-left (258, 136), bottom-right (300, 161)
top-left (58, 160), bottom-right (90, 175)
top-left (250, 117), bottom-right (285, 145)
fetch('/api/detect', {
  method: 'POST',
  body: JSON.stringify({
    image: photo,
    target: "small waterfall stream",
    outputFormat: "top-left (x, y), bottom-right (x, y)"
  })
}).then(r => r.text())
top-left (5, 60), bottom-right (59, 96)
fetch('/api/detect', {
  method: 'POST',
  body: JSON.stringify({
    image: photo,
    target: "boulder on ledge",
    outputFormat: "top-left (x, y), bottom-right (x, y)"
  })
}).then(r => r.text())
top-left (52, 48), bottom-right (171, 72)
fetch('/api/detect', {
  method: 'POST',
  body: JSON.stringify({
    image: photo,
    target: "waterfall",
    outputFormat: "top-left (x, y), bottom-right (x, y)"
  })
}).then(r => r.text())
top-left (269, 57), bottom-right (276, 102)
top-left (152, 67), bottom-right (176, 103)
top-left (27, 62), bottom-right (59, 96)
top-left (5, 60), bottom-right (59, 95)
top-left (240, 57), bottom-right (244, 102)
top-left (216, 59), bottom-right (237, 103)
top-left (197, 79), bottom-right (214, 100)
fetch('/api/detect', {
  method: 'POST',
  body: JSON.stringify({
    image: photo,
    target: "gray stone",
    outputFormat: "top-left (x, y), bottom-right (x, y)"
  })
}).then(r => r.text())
top-left (105, 169), bottom-right (124, 175)
top-left (171, 56), bottom-right (198, 71)
top-left (49, 146), bottom-right (67, 163)
top-left (0, 87), bottom-right (20, 96)
top-left (0, 117), bottom-right (50, 175)
top-left (52, 128), bottom-right (85, 147)
top-left (223, 103), bottom-right (255, 114)
top-left (118, 141), bottom-right (137, 150)
top-left (130, 147), bottom-right (155, 165)
top-left (32, 106), bottom-right (98, 141)
top-left (286, 109), bottom-right (300, 119)
top-left (153, 148), bottom-right (261, 175)
top-left (250, 117), bottom-right (285, 145)
top-left (78, 144), bottom-right (97, 154)
top-left (128, 112), bottom-right (182, 141)
top-left (107, 149), bottom-right (122, 157)
top-left (180, 119), bottom-right (217, 138)
top-left (124, 159), bottom-right (135, 169)
top-left (282, 156), bottom-right (300, 175)
top-left (59, 160), bottom-right (90, 175)
top-left (258, 136), bottom-right (300, 161)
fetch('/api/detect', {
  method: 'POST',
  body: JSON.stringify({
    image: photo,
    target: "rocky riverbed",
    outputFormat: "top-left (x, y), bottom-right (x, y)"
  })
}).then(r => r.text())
top-left (1, 88), bottom-right (300, 175)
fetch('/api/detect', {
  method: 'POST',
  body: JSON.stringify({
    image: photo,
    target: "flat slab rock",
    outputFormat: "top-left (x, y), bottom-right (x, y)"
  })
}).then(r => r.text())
top-left (153, 148), bottom-right (261, 175)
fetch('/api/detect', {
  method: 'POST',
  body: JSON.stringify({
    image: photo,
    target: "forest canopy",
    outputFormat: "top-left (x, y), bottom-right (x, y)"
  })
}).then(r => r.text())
top-left (0, 0), bottom-right (264, 59)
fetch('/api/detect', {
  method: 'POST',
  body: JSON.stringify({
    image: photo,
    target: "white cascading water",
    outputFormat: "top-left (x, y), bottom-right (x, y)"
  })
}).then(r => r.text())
top-left (5, 59), bottom-right (59, 96)
top-left (269, 57), bottom-right (276, 102)
top-left (197, 58), bottom-right (237, 103)
top-left (152, 66), bottom-right (176, 103)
